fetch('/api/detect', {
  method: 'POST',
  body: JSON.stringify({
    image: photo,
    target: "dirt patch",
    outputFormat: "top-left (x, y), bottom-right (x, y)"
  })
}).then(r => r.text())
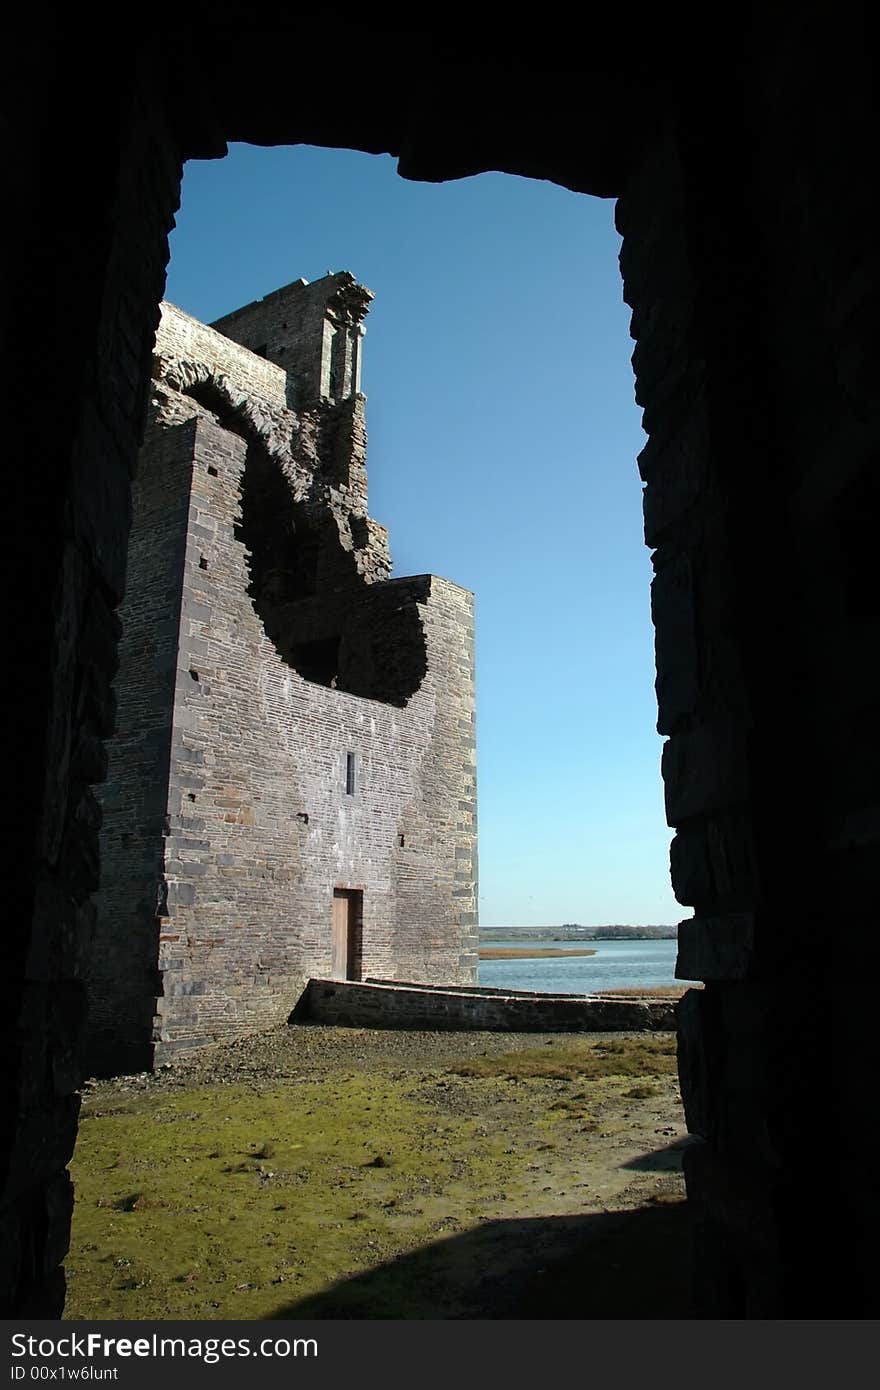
top-left (66, 1024), bottom-right (693, 1320)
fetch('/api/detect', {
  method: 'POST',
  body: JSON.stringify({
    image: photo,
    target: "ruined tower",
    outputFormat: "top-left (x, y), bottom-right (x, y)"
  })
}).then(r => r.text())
top-left (86, 273), bottom-right (478, 1073)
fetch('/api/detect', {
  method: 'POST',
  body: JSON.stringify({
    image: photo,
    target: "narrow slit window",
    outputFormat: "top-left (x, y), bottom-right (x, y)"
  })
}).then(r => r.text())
top-left (345, 752), bottom-right (356, 796)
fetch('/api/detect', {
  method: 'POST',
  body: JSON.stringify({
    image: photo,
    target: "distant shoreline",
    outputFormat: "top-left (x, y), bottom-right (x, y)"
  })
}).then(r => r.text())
top-left (480, 927), bottom-right (678, 942)
top-left (478, 947), bottom-right (598, 960)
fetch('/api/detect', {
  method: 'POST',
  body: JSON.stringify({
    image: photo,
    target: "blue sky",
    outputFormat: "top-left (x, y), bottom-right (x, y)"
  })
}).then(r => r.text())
top-left (166, 143), bottom-right (680, 928)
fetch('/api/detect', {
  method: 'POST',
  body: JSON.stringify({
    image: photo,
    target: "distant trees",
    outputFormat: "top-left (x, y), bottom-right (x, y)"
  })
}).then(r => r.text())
top-left (558, 923), bottom-right (674, 939)
top-left (483, 923), bottom-right (677, 940)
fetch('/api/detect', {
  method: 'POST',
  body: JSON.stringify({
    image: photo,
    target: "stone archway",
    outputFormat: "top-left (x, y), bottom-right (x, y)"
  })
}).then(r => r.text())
top-left (4, 7), bottom-right (878, 1317)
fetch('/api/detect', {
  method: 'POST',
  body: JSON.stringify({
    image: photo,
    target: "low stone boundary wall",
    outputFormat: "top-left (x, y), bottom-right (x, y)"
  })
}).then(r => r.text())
top-left (295, 978), bottom-right (676, 1031)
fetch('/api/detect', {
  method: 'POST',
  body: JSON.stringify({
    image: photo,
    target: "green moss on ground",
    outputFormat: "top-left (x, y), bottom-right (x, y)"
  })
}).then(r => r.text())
top-left (66, 1033), bottom-right (683, 1321)
top-left (445, 1035), bottom-right (677, 1082)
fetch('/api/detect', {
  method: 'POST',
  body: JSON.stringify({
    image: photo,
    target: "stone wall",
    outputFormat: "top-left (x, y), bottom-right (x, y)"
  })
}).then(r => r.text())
top-left (155, 300), bottom-right (289, 408)
top-left (1, 30), bottom-right (189, 1314)
top-left (83, 421), bottom-right (194, 1075)
top-left (300, 978), bottom-right (676, 1031)
top-left (152, 293), bottom-right (387, 578)
top-left (616, 123), bottom-right (777, 1312)
top-left (88, 294), bottom-right (478, 1068)
top-left (212, 273), bottom-right (371, 408)
top-left (5, 4), bottom-right (880, 1320)
top-left (616, 12), bottom-right (880, 1313)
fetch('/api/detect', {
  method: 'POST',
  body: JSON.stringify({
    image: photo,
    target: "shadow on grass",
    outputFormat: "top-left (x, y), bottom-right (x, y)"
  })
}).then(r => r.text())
top-left (268, 1201), bottom-right (693, 1320)
top-left (621, 1136), bottom-right (699, 1173)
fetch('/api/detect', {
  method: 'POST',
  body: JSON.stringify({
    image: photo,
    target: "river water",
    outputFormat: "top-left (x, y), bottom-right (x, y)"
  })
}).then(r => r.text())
top-left (478, 936), bottom-right (697, 995)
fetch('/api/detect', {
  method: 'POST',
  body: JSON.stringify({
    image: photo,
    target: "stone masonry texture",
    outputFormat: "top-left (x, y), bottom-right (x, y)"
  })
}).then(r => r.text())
top-left (4, 4), bottom-right (880, 1320)
top-left (87, 280), bottom-right (478, 1071)
top-left (300, 979), bottom-right (676, 1032)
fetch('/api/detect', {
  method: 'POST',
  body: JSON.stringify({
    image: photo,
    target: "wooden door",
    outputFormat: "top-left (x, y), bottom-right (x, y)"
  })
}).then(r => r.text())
top-left (331, 889), bottom-right (362, 980)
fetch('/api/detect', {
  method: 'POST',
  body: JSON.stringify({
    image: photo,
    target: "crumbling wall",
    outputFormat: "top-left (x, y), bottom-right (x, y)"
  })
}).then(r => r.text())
top-left (89, 294), bottom-right (477, 1066)
top-left (211, 273), bottom-right (372, 408)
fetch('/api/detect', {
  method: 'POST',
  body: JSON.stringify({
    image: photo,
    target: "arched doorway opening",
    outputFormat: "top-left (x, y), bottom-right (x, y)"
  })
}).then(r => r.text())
top-left (9, 13), bottom-right (870, 1319)
top-left (68, 143), bottom-right (692, 1323)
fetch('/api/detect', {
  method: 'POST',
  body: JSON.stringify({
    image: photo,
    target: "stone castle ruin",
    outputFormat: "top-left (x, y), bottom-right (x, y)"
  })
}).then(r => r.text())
top-left (86, 273), bottom-right (478, 1074)
top-left (7, 6), bottom-right (880, 1319)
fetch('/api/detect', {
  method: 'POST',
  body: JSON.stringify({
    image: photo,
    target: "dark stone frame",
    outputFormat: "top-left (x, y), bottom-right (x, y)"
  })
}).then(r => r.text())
top-left (3, 5), bottom-right (877, 1316)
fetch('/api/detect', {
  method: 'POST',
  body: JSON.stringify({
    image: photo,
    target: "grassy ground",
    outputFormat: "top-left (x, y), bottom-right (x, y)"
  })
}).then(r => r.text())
top-left (66, 1025), bottom-right (692, 1320)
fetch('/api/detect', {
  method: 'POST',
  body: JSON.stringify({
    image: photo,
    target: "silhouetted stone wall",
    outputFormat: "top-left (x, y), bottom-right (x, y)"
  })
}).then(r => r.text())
top-left (618, 11), bottom-right (879, 1313)
top-left (4, 4), bottom-right (878, 1319)
top-left (2, 31), bottom-right (186, 1316)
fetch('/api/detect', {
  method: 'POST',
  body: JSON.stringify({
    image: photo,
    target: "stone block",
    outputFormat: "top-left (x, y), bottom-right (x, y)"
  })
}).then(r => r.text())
top-left (676, 986), bottom-right (714, 1139)
top-left (652, 552), bottom-right (699, 733)
top-left (662, 721), bottom-right (750, 824)
top-left (669, 826), bottom-right (713, 908)
top-left (676, 913), bottom-right (755, 981)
